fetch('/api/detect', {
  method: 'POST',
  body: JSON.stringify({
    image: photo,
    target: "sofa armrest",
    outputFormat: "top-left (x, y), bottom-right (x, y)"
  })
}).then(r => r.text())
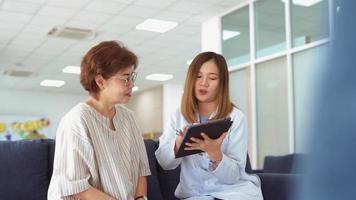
top-left (257, 173), bottom-right (302, 200)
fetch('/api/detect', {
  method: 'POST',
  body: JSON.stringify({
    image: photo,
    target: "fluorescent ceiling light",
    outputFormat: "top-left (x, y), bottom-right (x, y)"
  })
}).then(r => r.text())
top-left (132, 86), bottom-right (139, 92)
top-left (222, 30), bottom-right (240, 40)
top-left (62, 66), bottom-right (80, 74)
top-left (281, 0), bottom-right (323, 7)
top-left (136, 18), bottom-right (178, 33)
top-left (146, 73), bottom-right (173, 81)
top-left (40, 80), bottom-right (65, 87)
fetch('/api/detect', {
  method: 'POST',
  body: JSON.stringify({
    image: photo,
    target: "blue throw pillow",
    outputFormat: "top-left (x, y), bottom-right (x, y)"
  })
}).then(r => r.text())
top-left (0, 139), bottom-right (50, 200)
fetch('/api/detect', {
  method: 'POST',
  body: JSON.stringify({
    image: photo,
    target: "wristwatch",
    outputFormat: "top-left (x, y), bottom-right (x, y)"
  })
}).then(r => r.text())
top-left (135, 195), bottom-right (148, 200)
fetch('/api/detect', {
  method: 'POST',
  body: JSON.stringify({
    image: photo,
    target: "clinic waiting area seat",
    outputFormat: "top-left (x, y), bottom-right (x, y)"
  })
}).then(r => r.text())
top-left (0, 139), bottom-right (302, 200)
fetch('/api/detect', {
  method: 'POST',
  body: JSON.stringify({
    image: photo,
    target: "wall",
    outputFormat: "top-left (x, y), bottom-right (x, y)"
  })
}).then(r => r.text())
top-left (125, 86), bottom-right (163, 134)
top-left (0, 89), bottom-right (86, 138)
top-left (162, 84), bottom-right (183, 132)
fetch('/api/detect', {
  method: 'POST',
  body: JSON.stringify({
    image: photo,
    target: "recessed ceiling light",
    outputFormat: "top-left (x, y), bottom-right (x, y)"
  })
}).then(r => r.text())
top-left (62, 66), bottom-right (80, 74)
top-left (133, 86), bottom-right (139, 92)
top-left (222, 30), bottom-right (240, 40)
top-left (136, 18), bottom-right (178, 33)
top-left (40, 80), bottom-right (65, 87)
top-left (281, 0), bottom-right (323, 7)
top-left (146, 73), bottom-right (173, 81)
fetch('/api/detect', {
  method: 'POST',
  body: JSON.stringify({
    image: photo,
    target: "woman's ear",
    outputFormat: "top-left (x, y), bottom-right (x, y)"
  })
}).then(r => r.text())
top-left (95, 75), bottom-right (105, 90)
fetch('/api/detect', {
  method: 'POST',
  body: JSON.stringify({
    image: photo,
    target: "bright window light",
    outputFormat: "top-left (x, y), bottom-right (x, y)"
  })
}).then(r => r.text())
top-left (62, 66), bottom-right (80, 74)
top-left (146, 73), bottom-right (173, 81)
top-left (132, 86), bottom-right (139, 92)
top-left (136, 18), bottom-right (178, 33)
top-left (222, 30), bottom-right (240, 40)
top-left (281, 0), bottom-right (323, 7)
top-left (40, 80), bottom-right (65, 87)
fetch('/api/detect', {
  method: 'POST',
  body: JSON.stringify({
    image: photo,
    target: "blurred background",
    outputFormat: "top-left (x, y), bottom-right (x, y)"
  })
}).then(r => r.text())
top-left (0, 0), bottom-right (331, 169)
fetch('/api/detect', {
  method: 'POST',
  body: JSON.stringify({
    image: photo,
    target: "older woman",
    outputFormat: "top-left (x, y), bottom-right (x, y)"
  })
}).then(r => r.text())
top-left (48, 41), bottom-right (150, 200)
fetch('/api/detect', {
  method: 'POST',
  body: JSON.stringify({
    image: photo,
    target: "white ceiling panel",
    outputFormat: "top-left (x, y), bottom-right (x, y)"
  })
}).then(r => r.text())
top-left (168, 1), bottom-right (214, 15)
top-left (65, 19), bottom-right (100, 30)
top-left (0, 11), bottom-right (32, 24)
top-left (1, 48), bottom-right (32, 58)
top-left (153, 10), bottom-right (192, 23)
top-left (119, 5), bottom-right (159, 18)
top-left (134, 0), bottom-right (176, 9)
top-left (46, 0), bottom-right (90, 9)
top-left (0, 36), bottom-right (13, 45)
top-left (106, 15), bottom-right (144, 26)
top-left (0, 25), bottom-right (23, 37)
top-left (84, 0), bottom-right (128, 15)
top-left (38, 6), bottom-right (78, 19)
top-left (1, 1), bottom-right (41, 14)
top-left (73, 11), bottom-right (113, 24)
top-left (20, 0), bottom-right (47, 4)
top-left (29, 15), bottom-right (67, 27)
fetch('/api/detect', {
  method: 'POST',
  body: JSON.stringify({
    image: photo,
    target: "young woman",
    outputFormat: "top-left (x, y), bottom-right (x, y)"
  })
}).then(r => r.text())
top-left (155, 52), bottom-right (263, 200)
top-left (48, 41), bottom-right (150, 200)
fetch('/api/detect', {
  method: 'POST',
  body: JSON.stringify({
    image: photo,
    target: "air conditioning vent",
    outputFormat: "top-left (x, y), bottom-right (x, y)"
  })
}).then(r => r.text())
top-left (3, 69), bottom-right (33, 77)
top-left (47, 26), bottom-right (96, 40)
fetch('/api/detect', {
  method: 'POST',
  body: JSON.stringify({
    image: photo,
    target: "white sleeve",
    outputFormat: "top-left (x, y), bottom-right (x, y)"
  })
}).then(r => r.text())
top-left (155, 109), bottom-right (183, 170)
top-left (54, 116), bottom-right (97, 197)
top-left (208, 113), bottom-right (249, 184)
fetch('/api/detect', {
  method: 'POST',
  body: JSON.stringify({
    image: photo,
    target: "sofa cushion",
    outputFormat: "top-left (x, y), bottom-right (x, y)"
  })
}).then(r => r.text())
top-left (144, 140), bottom-right (164, 200)
top-left (263, 154), bottom-right (294, 173)
top-left (157, 164), bottom-right (180, 200)
top-left (0, 139), bottom-right (50, 200)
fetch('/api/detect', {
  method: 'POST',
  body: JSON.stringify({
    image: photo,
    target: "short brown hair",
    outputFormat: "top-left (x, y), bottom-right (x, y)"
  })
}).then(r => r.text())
top-left (80, 40), bottom-right (138, 95)
top-left (181, 52), bottom-right (233, 123)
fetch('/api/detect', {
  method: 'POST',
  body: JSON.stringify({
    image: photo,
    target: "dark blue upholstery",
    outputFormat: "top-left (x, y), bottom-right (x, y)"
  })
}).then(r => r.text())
top-left (143, 140), bottom-right (164, 200)
top-left (157, 164), bottom-right (180, 200)
top-left (144, 139), bottom-right (301, 200)
top-left (258, 173), bottom-right (301, 200)
top-left (0, 139), bottom-right (53, 200)
top-left (0, 138), bottom-right (301, 200)
top-left (263, 154), bottom-right (307, 174)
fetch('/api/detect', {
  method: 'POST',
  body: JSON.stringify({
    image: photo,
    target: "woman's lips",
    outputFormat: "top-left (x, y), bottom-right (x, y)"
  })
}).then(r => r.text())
top-left (198, 89), bottom-right (208, 95)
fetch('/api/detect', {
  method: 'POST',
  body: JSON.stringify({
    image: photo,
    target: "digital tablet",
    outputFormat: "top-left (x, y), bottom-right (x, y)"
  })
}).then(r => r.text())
top-left (175, 117), bottom-right (233, 158)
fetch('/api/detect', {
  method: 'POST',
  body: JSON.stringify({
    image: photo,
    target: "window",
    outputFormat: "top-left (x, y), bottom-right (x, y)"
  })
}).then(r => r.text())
top-left (222, 6), bottom-right (250, 67)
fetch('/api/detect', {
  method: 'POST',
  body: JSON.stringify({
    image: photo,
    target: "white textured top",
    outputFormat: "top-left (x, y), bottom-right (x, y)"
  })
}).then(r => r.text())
top-left (48, 103), bottom-right (151, 200)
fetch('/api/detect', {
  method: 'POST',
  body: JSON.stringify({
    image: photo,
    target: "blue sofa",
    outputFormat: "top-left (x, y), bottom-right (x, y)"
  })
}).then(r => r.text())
top-left (144, 139), bottom-right (302, 200)
top-left (0, 139), bottom-right (301, 200)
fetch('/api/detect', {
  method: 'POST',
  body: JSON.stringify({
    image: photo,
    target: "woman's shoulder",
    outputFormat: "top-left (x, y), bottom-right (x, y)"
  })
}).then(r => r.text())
top-left (229, 106), bottom-right (247, 122)
top-left (61, 103), bottom-right (92, 123)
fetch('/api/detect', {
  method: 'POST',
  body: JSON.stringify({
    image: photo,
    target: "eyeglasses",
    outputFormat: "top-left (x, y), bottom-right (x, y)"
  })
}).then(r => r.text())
top-left (113, 72), bottom-right (138, 86)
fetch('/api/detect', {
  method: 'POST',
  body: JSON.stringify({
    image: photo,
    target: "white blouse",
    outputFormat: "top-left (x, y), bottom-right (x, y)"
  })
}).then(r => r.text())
top-left (48, 103), bottom-right (151, 200)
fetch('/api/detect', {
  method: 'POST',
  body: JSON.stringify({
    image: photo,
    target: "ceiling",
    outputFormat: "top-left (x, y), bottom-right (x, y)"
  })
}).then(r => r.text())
top-left (0, 0), bottom-right (247, 95)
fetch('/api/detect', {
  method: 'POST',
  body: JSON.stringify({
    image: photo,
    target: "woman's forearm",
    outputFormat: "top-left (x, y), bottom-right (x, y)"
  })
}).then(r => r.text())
top-left (135, 176), bottom-right (147, 198)
top-left (73, 186), bottom-right (116, 200)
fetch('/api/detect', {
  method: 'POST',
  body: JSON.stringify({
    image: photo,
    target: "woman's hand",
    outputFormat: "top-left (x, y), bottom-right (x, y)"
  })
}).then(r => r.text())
top-left (185, 132), bottom-right (228, 161)
top-left (174, 126), bottom-right (188, 155)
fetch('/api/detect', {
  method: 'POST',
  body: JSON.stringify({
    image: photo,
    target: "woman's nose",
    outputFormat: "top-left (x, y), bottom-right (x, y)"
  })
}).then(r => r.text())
top-left (200, 77), bottom-right (209, 86)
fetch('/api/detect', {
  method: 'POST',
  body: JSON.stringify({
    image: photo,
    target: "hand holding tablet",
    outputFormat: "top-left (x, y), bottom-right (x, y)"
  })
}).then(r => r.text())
top-left (175, 117), bottom-right (233, 158)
